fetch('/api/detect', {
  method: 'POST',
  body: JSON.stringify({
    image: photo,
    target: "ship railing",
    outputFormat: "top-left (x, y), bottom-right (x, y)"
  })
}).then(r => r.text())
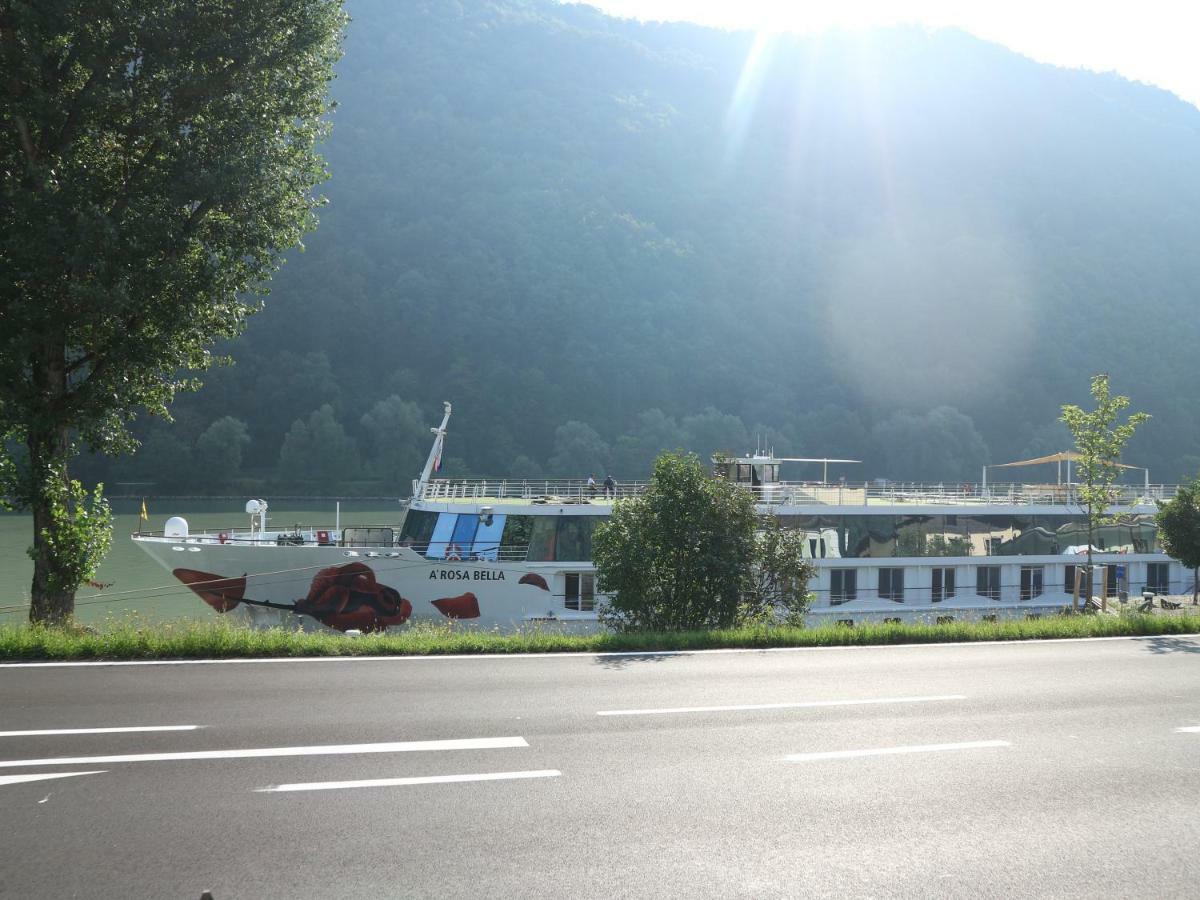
top-left (413, 479), bottom-right (1179, 507)
top-left (133, 525), bottom-right (389, 547)
top-left (416, 478), bottom-right (650, 503)
top-left (754, 482), bottom-right (1180, 507)
top-left (408, 541), bottom-right (531, 562)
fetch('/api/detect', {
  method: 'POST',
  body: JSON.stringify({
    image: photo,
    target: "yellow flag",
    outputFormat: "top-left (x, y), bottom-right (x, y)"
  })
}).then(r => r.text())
top-left (140, 498), bottom-right (148, 522)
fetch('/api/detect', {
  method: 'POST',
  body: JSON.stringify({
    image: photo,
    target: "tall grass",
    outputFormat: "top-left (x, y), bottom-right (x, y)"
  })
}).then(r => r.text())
top-left (0, 612), bottom-right (1198, 661)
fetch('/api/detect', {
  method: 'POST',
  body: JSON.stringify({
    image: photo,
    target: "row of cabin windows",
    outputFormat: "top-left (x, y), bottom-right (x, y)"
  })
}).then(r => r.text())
top-left (828, 563), bottom-right (1170, 604)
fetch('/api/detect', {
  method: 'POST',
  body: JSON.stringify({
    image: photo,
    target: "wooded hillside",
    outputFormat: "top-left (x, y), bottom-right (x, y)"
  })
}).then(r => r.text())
top-left (80, 0), bottom-right (1200, 493)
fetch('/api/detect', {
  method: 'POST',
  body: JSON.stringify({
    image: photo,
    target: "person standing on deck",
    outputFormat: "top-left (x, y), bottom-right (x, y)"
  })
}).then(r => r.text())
top-left (588, 474), bottom-right (597, 497)
top-left (604, 474), bottom-right (615, 499)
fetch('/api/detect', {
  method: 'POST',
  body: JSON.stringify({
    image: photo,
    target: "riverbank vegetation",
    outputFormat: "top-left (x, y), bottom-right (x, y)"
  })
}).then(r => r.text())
top-left (2, 614), bottom-right (1198, 662)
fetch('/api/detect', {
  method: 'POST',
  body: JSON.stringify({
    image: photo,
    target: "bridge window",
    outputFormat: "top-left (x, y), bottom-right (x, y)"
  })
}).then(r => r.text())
top-left (398, 510), bottom-right (437, 547)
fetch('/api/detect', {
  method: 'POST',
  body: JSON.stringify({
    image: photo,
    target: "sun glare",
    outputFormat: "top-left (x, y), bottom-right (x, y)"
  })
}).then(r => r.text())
top-left (584, 0), bottom-right (1200, 108)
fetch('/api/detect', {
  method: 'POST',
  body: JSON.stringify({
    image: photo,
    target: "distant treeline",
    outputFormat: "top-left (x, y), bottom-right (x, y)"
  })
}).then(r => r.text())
top-left (71, 0), bottom-right (1200, 494)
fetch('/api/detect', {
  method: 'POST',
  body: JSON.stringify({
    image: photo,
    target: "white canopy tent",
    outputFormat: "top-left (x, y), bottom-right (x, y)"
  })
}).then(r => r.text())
top-left (982, 451), bottom-right (1148, 491)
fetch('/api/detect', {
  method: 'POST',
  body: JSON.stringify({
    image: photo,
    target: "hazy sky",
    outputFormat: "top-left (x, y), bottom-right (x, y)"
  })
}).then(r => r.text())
top-left (578, 1), bottom-right (1200, 109)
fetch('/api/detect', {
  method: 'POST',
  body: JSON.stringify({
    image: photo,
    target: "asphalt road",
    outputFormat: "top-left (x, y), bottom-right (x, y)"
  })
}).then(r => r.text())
top-left (1, 635), bottom-right (1198, 899)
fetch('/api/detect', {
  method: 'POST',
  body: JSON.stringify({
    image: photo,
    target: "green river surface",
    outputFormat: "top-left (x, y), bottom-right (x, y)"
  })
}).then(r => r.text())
top-left (0, 498), bottom-right (403, 625)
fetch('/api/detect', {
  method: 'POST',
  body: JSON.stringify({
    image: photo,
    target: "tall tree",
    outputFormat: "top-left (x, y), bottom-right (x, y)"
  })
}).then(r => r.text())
top-left (193, 416), bottom-right (251, 491)
top-left (1157, 475), bottom-right (1200, 605)
top-left (0, 0), bottom-right (347, 623)
top-left (1060, 374), bottom-right (1150, 592)
top-left (277, 405), bottom-right (358, 491)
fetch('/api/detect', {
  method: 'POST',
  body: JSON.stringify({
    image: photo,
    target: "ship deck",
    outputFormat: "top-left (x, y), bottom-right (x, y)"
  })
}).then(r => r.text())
top-left (415, 478), bottom-right (1177, 509)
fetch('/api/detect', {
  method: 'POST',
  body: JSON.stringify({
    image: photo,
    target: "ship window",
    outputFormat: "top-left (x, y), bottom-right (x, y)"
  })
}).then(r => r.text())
top-left (976, 566), bottom-right (1001, 601)
top-left (831, 568), bottom-right (857, 604)
top-left (426, 513), bottom-right (458, 559)
top-left (1020, 565), bottom-right (1044, 601)
top-left (450, 514), bottom-right (480, 558)
top-left (472, 513), bottom-right (506, 561)
top-left (565, 573), bottom-right (595, 612)
top-left (501, 515), bottom-right (534, 560)
top-left (1146, 562), bottom-right (1170, 594)
top-left (932, 567), bottom-right (955, 603)
top-left (398, 510), bottom-right (437, 548)
top-left (527, 518), bottom-right (558, 561)
top-left (879, 568), bottom-right (904, 602)
top-left (555, 517), bottom-right (598, 562)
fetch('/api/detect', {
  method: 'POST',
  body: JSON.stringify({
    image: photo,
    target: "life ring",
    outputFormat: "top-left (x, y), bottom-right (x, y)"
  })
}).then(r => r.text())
top-left (218, 533), bottom-right (228, 544)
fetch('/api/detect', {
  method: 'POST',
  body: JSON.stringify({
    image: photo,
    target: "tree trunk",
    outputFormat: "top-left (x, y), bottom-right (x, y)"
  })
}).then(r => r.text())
top-left (1086, 500), bottom-right (1095, 601)
top-left (1193, 566), bottom-right (1198, 606)
top-left (26, 340), bottom-right (76, 626)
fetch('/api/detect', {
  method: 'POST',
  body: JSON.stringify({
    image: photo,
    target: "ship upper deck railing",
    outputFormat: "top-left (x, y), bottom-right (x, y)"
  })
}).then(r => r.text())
top-left (414, 478), bottom-right (1180, 508)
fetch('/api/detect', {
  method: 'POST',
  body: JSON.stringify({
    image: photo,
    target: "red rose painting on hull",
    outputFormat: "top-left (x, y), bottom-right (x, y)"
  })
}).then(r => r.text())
top-left (431, 592), bottom-right (480, 619)
top-left (172, 562), bottom-right (412, 632)
top-left (296, 563), bottom-right (413, 631)
top-left (173, 569), bottom-right (247, 613)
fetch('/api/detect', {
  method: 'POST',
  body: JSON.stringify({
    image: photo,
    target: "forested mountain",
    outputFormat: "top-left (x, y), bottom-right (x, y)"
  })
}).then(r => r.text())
top-left (79, 0), bottom-right (1200, 494)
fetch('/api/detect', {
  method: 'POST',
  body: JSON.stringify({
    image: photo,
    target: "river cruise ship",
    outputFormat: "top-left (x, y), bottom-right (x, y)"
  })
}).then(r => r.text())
top-left (133, 403), bottom-right (1188, 632)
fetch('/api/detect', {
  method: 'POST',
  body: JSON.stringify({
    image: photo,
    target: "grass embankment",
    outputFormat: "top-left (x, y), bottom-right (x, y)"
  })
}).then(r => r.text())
top-left (1, 613), bottom-right (1198, 661)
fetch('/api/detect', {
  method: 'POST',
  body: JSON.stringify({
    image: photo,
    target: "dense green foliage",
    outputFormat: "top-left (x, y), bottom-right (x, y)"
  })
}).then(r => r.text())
top-left (2, 613), bottom-right (1198, 660)
top-left (742, 516), bottom-right (816, 624)
top-left (56, 0), bottom-right (1200, 495)
top-left (1157, 475), bottom-right (1200, 604)
top-left (0, 0), bottom-right (346, 620)
top-left (1060, 374), bottom-right (1149, 578)
top-left (593, 451), bottom-right (812, 630)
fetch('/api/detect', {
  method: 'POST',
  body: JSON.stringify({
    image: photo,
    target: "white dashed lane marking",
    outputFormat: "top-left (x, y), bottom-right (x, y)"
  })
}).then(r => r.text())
top-left (0, 771), bottom-right (106, 787)
top-left (597, 694), bottom-right (966, 717)
top-left (0, 736), bottom-right (528, 769)
top-left (784, 740), bottom-right (1011, 763)
top-left (258, 769), bottom-right (561, 793)
top-left (0, 725), bottom-right (201, 738)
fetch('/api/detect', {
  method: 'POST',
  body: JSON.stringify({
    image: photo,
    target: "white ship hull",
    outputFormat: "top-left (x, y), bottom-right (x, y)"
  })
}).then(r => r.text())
top-left (135, 534), bottom-right (600, 633)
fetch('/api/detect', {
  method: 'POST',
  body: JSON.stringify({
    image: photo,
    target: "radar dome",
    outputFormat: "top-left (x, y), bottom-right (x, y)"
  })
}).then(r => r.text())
top-left (164, 517), bottom-right (189, 538)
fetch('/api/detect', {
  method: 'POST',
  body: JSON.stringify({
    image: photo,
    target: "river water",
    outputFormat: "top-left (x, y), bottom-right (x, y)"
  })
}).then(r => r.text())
top-left (0, 498), bottom-right (403, 625)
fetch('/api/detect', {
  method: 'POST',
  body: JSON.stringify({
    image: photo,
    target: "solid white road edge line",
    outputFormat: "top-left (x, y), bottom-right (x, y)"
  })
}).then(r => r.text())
top-left (0, 725), bottom-right (201, 738)
top-left (784, 740), bottom-right (1011, 763)
top-left (258, 769), bottom-right (562, 793)
top-left (0, 770), bottom-right (106, 787)
top-left (597, 694), bottom-right (966, 717)
top-left (2, 633), bottom-right (1196, 667)
top-left (0, 736), bottom-right (528, 769)
top-left (1175, 726), bottom-right (1200, 733)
